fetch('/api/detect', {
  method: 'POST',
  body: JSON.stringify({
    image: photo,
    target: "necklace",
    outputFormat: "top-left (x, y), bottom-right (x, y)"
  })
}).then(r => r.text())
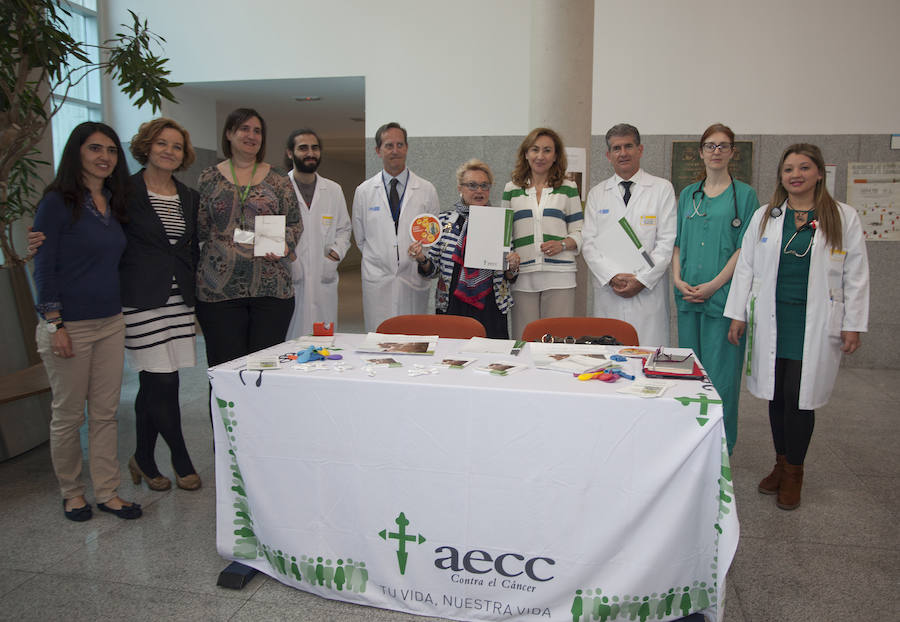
top-left (786, 200), bottom-right (814, 213)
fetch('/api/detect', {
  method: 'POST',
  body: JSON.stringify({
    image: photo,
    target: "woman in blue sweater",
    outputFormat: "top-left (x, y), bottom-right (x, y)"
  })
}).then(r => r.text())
top-left (32, 122), bottom-right (142, 521)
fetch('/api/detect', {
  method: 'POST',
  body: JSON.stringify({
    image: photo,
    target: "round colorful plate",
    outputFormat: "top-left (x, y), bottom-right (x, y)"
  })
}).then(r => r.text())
top-left (410, 213), bottom-right (442, 246)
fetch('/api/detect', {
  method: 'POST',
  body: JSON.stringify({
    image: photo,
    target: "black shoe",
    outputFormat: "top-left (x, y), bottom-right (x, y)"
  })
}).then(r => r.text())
top-left (97, 501), bottom-right (142, 520)
top-left (63, 499), bottom-right (92, 522)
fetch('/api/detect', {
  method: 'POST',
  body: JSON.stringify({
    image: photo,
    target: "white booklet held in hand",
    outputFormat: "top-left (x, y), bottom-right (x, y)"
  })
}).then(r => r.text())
top-left (254, 215), bottom-right (286, 256)
top-left (464, 205), bottom-right (514, 270)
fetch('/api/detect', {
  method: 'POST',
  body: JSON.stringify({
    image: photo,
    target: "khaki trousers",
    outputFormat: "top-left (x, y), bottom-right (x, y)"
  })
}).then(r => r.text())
top-left (36, 314), bottom-right (125, 503)
top-left (510, 288), bottom-right (576, 340)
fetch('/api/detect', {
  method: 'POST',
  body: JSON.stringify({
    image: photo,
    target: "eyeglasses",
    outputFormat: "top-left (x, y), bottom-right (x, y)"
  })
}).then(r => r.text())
top-left (701, 142), bottom-right (734, 153)
top-left (653, 347), bottom-right (693, 363)
top-left (461, 182), bottom-right (491, 191)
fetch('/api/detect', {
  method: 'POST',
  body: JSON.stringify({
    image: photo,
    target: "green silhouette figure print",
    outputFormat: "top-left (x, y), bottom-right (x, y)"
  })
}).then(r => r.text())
top-left (571, 588), bottom-right (583, 621)
top-left (216, 395), bottom-right (369, 594)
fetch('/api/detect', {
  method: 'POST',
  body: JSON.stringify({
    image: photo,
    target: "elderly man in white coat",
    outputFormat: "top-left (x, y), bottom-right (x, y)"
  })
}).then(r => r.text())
top-left (351, 122), bottom-right (439, 332)
top-left (284, 129), bottom-right (352, 339)
top-left (581, 124), bottom-right (677, 346)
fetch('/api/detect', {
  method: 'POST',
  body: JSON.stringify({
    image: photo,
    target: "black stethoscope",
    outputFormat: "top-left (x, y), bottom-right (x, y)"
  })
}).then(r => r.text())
top-left (769, 204), bottom-right (783, 218)
top-left (690, 177), bottom-right (742, 228)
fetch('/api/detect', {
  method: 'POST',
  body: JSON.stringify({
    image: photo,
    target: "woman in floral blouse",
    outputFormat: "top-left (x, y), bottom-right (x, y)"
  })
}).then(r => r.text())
top-left (196, 108), bottom-right (302, 369)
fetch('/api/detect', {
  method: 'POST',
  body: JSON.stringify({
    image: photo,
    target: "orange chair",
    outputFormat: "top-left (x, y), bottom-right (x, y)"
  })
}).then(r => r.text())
top-left (521, 317), bottom-right (639, 346)
top-left (376, 314), bottom-right (487, 339)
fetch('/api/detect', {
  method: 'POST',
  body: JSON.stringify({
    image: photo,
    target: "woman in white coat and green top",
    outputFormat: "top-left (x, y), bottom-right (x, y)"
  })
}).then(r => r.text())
top-left (501, 127), bottom-right (583, 339)
top-left (673, 123), bottom-right (759, 456)
top-left (725, 143), bottom-right (869, 510)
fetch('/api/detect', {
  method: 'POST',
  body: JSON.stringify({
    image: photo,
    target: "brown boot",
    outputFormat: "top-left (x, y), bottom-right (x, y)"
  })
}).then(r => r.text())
top-left (758, 454), bottom-right (786, 495)
top-left (777, 463), bottom-right (804, 510)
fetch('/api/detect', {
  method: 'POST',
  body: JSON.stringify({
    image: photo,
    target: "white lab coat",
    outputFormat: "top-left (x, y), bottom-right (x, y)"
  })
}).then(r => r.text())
top-left (723, 201), bottom-right (869, 410)
top-left (581, 169), bottom-right (677, 346)
top-left (351, 169), bottom-right (439, 331)
top-left (285, 172), bottom-right (352, 339)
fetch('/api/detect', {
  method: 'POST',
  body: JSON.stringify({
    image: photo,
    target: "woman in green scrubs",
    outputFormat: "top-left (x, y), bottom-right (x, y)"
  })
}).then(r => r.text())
top-left (672, 124), bottom-right (759, 454)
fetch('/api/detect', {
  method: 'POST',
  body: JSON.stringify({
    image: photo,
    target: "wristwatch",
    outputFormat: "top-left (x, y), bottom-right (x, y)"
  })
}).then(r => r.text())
top-left (46, 318), bottom-right (65, 333)
top-left (560, 240), bottom-right (568, 251)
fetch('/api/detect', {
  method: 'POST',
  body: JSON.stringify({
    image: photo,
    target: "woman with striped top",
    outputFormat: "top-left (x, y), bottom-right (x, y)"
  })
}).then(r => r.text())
top-left (120, 118), bottom-right (202, 491)
top-left (501, 128), bottom-right (584, 339)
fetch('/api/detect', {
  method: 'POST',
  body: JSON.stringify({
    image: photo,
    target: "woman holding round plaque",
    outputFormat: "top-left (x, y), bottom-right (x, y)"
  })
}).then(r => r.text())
top-left (501, 128), bottom-right (583, 339)
top-left (408, 159), bottom-right (519, 338)
top-left (725, 143), bottom-right (869, 510)
top-left (672, 123), bottom-right (759, 455)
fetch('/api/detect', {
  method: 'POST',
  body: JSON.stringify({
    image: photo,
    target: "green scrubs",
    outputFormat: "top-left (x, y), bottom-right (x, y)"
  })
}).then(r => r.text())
top-left (675, 179), bottom-right (759, 454)
top-left (775, 209), bottom-right (815, 360)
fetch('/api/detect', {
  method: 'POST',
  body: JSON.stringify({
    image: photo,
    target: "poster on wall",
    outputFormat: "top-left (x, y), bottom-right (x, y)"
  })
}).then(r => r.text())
top-left (564, 147), bottom-right (586, 202)
top-left (847, 162), bottom-right (900, 241)
top-left (671, 141), bottom-right (753, 196)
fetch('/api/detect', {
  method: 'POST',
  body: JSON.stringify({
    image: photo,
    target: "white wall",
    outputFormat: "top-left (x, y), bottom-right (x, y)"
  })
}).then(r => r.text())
top-left (160, 89), bottom-right (218, 152)
top-left (103, 0), bottom-right (900, 140)
top-left (102, 0), bottom-right (532, 140)
top-left (591, 0), bottom-right (900, 135)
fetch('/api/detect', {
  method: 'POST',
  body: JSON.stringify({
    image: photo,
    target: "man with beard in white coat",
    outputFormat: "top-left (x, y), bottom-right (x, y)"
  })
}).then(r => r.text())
top-left (284, 129), bottom-right (352, 339)
top-left (581, 123), bottom-right (677, 346)
top-left (351, 122), bottom-right (439, 331)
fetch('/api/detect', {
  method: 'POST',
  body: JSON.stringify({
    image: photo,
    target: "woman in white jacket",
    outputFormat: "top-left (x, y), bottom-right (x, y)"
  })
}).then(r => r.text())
top-left (725, 143), bottom-right (869, 510)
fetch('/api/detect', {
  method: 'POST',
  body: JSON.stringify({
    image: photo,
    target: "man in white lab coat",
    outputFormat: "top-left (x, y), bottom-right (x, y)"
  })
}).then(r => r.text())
top-left (284, 129), bottom-right (352, 339)
top-left (351, 122), bottom-right (439, 331)
top-left (581, 123), bottom-right (677, 346)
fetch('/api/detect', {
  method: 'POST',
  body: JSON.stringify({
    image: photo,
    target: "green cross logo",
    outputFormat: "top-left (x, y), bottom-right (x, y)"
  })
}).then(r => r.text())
top-left (379, 511), bottom-right (426, 575)
top-left (674, 393), bottom-right (723, 426)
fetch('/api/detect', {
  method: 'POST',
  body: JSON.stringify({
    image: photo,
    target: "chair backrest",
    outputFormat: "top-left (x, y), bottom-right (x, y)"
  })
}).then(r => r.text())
top-left (521, 317), bottom-right (639, 346)
top-left (376, 314), bottom-right (487, 339)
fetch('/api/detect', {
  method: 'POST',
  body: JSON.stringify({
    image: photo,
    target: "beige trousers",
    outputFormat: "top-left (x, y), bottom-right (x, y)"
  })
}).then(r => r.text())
top-left (510, 288), bottom-right (576, 340)
top-left (36, 314), bottom-right (125, 503)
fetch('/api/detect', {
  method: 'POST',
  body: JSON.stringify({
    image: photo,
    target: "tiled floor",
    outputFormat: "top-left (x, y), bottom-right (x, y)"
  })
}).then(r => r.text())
top-left (1, 268), bottom-right (897, 621)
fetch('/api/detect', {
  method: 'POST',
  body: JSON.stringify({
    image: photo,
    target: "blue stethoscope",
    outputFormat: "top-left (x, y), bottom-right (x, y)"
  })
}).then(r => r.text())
top-left (690, 177), bottom-right (742, 228)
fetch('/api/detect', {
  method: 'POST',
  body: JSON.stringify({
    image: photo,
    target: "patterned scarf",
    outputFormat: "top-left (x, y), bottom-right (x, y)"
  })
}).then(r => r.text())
top-left (450, 200), bottom-right (494, 309)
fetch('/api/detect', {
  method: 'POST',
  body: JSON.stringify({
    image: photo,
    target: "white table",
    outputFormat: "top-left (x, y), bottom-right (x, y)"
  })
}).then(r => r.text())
top-left (210, 334), bottom-right (738, 622)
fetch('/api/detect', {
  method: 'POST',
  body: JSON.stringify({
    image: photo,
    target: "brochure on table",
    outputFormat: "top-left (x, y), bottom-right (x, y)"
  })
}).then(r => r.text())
top-left (529, 342), bottom-right (614, 374)
top-left (460, 336), bottom-right (524, 356)
top-left (356, 332), bottom-right (438, 355)
top-left (463, 205), bottom-right (514, 270)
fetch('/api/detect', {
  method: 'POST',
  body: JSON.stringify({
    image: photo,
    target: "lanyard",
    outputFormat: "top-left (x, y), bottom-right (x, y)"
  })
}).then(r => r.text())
top-left (230, 159), bottom-right (258, 229)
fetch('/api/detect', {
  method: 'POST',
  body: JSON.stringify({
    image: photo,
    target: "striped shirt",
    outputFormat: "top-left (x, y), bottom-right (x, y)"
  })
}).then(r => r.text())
top-left (123, 191), bottom-right (197, 373)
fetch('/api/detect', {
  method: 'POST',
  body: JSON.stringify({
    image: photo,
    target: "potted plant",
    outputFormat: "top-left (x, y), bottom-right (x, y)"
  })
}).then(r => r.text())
top-left (1, 0), bottom-right (181, 339)
top-left (0, 0), bottom-right (181, 457)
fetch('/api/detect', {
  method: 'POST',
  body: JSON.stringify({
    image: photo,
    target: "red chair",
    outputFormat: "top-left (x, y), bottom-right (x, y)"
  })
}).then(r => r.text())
top-left (376, 314), bottom-right (487, 339)
top-left (521, 317), bottom-right (639, 346)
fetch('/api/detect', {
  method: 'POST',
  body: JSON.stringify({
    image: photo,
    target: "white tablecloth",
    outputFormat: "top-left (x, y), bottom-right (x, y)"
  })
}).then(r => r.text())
top-left (210, 334), bottom-right (738, 622)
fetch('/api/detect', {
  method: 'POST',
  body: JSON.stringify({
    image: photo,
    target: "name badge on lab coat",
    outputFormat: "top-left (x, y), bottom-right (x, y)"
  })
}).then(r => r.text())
top-left (640, 215), bottom-right (657, 226)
